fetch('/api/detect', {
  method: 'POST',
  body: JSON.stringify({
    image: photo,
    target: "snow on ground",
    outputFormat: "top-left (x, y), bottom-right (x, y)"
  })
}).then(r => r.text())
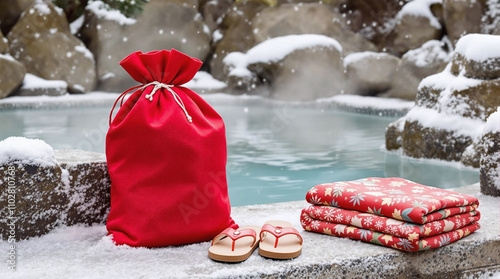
top-left (224, 34), bottom-right (342, 77)
top-left (396, 0), bottom-right (442, 29)
top-left (0, 137), bottom-right (56, 167)
top-left (455, 33), bottom-right (500, 61)
top-left (21, 74), bottom-right (68, 90)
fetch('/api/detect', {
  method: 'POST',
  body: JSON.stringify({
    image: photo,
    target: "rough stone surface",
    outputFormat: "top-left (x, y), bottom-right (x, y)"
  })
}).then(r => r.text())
top-left (0, 0), bottom-right (35, 35)
top-left (55, 150), bottom-right (110, 226)
top-left (7, 0), bottom-right (96, 93)
top-left (345, 52), bottom-right (400, 96)
top-left (0, 162), bottom-right (67, 240)
top-left (401, 120), bottom-right (472, 161)
top-left (267, 47), bottom-right (345, 100)
top-left (442, 0), bottom-right (486, 44)
top-left (391, 8), bottom-right (442, 55)
top-left (460, 141), bottom-right (482, 169)
top-left (480, 132), bottom-right (500, 197)
top-left (251, 3), bottom-right (377, 55)
top-left (80, 0), bottom-right (211, 92)
top-left (0, 32), bottom-right (7, 54)
top-left (209, 1), bottom-right (269, 80)
top-left (383, 40), bottom-right (450, 100)
top-left (440, 79), bottom-right (500, 121)
top-left (0, 55), bottom-right (26, 99)
top-left (451, 52), bottom-right (500, 80)
top-left (0, 149), bottom-right (110, 240)
top-left (385, 118), bottom-right (404, 151)
top-left (199, 0), bottom-right (233, 34)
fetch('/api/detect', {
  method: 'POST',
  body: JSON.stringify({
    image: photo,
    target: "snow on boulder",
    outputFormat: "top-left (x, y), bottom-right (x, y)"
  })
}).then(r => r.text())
top-left (344, 51), bottom-right (400, 96)
top-left (223, 34), bottom-right (345, 100)
top-left (17, 74), bottom-right (68, 97)
top-left (184, 71), bottom-right (227, 93)
top-left (391, 0), bottom-right (442, 55)
top-left (452, 33), bottom-right (500, 80)
top-left (7, 0), bottom-right (96, 93)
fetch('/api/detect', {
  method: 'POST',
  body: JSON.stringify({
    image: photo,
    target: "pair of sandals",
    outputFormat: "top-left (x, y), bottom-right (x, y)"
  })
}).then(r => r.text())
top-left (209, 220), bottom-right (303, 262)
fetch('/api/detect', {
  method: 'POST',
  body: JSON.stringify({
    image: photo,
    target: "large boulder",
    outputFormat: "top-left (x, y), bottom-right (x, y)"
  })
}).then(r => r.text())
top-left (383, 40), bottom-right (450, 100)
top-left (0, 32), bottom-right (7, 54)
top-left (16, 74), bottom-right (68, 97)
top-left (442, 0), bottom-right (486, 44)
top-left (385, 34), bottom-right (500, 170)
top-left (0, 54), bottom-right (26, 99)
top-left (79, 0), bottom-right (211, 92)
top-left (0, 0), bottom-right (35, 35)
top-left (251, 3), bottom-right (376, 55)
top-left (199, 0), bottom-right (233, 34)
top-left (390, 0), bottom-right (442, 55)
top-left (451, 33), bottom-right (500, 80)
top-left (209, 0), bottom-right (270, 80)
top-left (223, 34), bottom-right (344, 100)
top-left (344, 51), bottom-right (400, 96)
top-left (7, 0), bottom-right (96, 93)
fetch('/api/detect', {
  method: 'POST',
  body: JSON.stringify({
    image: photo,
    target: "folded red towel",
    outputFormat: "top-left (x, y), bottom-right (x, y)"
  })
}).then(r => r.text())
top-left (305, 177), bottom-right (479, 224)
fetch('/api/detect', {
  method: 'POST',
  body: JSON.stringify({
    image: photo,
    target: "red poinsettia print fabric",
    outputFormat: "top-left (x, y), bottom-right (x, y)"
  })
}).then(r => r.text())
top-left (300, 210), bottom-right (481, 251)
top-left (305, 177), bottom-right (479, 224)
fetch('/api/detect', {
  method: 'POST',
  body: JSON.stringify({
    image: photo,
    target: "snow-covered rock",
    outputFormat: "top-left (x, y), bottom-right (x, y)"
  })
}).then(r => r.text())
top-left (17, 74), bottom-right (68, 97)
top-left (442, 0), bottom-right (485, 44)
top-left (0, 138), bottom-right (110, 240)
top-left (385, 34), bottom-right (500, 176)
top-left (223, 34), bottom-right (344, 100)
top-left (7, 0), bottom-right (96, 93)
top-left (451, 33), bottom-right (500, 80)
top-left (391, 0), bottom-right (442, 55)
top-left (79, 0), bottom-right (211, 92)
top-left (344, 51), bottom-right (400, 96)
top-left (0, 54), bottom-right (26, 99)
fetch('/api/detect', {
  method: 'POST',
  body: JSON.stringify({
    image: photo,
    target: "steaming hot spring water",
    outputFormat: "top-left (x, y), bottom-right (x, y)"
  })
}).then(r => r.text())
top-left (0, 94), bottom-right (479, 206)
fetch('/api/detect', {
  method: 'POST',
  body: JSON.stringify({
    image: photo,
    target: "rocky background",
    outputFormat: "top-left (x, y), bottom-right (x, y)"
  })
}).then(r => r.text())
top-left (0, 0), bottom-right (499, 100)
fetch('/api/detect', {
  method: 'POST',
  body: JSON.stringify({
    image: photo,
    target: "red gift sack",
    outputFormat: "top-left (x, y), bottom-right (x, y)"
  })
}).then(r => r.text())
top-left (106, 49), bottom-right (236, 247)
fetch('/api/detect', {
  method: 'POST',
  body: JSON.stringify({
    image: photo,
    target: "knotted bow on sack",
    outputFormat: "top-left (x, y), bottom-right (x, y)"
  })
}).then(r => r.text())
top-left (106, 49), bottom-right (237, 247)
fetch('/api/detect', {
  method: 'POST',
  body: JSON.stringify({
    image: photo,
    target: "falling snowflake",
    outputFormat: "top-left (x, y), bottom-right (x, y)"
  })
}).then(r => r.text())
top-left (335, 213), bottom-right (344, 222)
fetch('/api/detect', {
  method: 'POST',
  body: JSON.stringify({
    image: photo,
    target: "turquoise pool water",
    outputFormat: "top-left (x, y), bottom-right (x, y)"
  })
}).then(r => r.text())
top-left (0, 99), bottom-right (479, 206)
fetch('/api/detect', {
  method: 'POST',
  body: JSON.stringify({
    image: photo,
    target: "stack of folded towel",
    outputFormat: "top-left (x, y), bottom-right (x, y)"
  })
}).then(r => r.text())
top-left (300, 177), bottom-right (480, 251)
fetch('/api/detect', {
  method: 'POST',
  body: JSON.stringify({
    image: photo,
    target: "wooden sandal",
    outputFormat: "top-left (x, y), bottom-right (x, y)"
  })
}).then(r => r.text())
top-left (208, 226), bottom-right (260, 262)
top-left (259, 220), bottom-right (303, 260)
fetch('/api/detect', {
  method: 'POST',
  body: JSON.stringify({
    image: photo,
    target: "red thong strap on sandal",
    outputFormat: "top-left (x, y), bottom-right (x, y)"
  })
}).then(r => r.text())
top-left (260, 224), bottom-right (303, 248)
top-left (211, 228), bottom-right (257, 251)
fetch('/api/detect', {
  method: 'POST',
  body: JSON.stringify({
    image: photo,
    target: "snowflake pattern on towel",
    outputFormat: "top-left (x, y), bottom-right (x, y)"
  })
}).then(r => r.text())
top-left (305, 177), bottom-right (479, 224)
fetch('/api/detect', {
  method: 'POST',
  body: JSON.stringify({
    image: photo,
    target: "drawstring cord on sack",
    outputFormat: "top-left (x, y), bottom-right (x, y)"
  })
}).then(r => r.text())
top-left (142, 81), bottom-right (192, 123)
top-left (109, 81), bottom-right (193, 126)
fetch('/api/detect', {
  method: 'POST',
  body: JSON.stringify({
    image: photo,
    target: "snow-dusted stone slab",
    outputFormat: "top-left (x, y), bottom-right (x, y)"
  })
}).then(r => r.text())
top-left (451, 34), bottom-right (500, 80)
top-left (0, 183), bottom-right (497, 278)
top-left (0, 138), bottom-right (110, 240)
top-left (55, 149), bottom-right (110, 226)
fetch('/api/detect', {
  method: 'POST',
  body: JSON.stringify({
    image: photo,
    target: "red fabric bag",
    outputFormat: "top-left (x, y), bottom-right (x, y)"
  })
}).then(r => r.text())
top-left (106, 49), bottom-right (236, 247)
